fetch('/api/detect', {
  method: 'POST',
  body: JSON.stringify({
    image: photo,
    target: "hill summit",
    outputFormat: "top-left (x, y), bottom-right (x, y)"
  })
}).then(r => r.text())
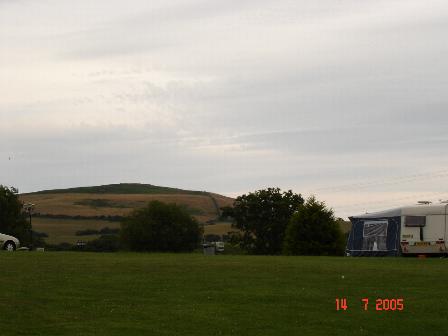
top-left (24, 183), bottom-right (208, 196)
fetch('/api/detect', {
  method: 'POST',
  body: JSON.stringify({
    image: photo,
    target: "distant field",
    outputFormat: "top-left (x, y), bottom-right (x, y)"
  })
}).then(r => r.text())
top-left (21, 192), bottom-right (233, 223)
top-left (21, 184), bottom-right (349, 245)
top-left (21, 184), bottom-right (234, 244)
top-left (0, 253), bottom-right (447, 335)
top-left (339, 220), bottom-right (352, 233)
top-left (33, 217), bottom-right (233, 244)
top-left (203, 222), bottom-right (234, 236)
top-left (32, 217), bottom-right (120, 244)
top-left (33, 219), bottom-right (346, 245)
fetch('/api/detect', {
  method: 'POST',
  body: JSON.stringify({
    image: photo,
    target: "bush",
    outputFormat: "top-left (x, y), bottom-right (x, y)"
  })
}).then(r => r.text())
top-left (44, 242), bottom-right (75, 251)
top-left (204, 234), bottom-right (221, 242)
top-left (232, 188), bottom-right (304, 255)
top-left (283, 196), bottom-right (345, 256)
top-left (32, 231), bottom-right (48, 238)
top-left (99, 227), bottom-right (120, 235)
top-left (120, 201), bottom-right (202, 252)
top-left (84, 235), bottom-right (120, 252)
top-left (75, 229), bottom-right (99, 236)
top-left (0, 185), bottom-right (31, 245)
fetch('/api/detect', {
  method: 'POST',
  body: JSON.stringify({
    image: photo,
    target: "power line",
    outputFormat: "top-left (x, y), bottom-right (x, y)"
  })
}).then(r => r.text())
top-left (333, 191), bottom-right (448, 217)
top-left (334, 192), bottom-right (447, 210)
top-left (306, 169), bottom-right (448, 194)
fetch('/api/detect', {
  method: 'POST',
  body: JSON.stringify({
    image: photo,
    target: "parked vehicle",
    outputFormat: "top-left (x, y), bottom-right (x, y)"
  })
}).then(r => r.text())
top-left (347, 201), bottom-right (448, 256)
top-left (214, 241), bottom-right (225, 253)
top-left (0, 233), bottom-right (20, 251)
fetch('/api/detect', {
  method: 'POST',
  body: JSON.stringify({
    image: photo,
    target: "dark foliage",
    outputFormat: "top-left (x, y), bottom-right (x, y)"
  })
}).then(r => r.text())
top-left (0, 185), bottom-right (31, 245)
top-left (76, 229), bottom-right (100, 236)
top-left (84, 235), bottom-right (121, 252)
top-left (204, 234), bottom-right (221, 242)
top-left (73, 199), bottom-right (128, 209)
top-left (34, 213), bottom-right (124, 222)
top-left (44, 242), bottom-right (75, 251)
top-left (219, 206), bottom-right (235, 221)
top-left (283, 196), bottom-right (345, 256)
top-left (76, 227), bottom-right (120, 236)
top-left (120, 201), bottom-right (203, 252)
top-left (232, 188), bottom-right (304, 255)
top-left (99, 227), bottom-right (120, 235)
top-left (32, 231), bottom-right (48, 238)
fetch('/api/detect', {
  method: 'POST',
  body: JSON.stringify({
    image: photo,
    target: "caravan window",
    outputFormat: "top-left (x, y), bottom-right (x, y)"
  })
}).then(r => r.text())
top-left (362, 221), bottom-right (388, 251)
top-left (405, 216), bottom-right (426, 227)
top-left (363, 221), bottom-right (388, 238)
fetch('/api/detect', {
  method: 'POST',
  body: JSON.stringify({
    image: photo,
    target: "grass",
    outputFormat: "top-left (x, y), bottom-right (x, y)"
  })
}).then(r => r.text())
top-left (0, 253), bottom-right (447, 336)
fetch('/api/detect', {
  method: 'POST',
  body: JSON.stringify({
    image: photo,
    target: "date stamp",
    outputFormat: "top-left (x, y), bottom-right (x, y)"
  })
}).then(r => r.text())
top-left (336, 298), bottom-right (404, 311)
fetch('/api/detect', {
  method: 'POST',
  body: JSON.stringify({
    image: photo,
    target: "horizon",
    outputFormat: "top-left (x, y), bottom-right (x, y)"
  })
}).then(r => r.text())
top-left (15, 180), bottom-right (448, 220)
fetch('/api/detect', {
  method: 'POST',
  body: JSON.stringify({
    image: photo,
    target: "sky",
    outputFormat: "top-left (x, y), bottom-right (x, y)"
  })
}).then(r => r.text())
top-left (1, 0), bottom-right (448, 218)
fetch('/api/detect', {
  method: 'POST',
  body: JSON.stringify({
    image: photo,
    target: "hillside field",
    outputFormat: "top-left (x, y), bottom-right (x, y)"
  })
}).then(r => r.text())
top-left (20, 184), bottom-right (351, 244)
top-left (31, 217), bottom-right (121, 244)
top-left (21, 192), bottom-right (233, 224)
top-left (0, 252), bottom-right (446, 336)
top-left (19, 183), bottom-right (234, 244)
top-left (32, 217), bottom-right (233, 244)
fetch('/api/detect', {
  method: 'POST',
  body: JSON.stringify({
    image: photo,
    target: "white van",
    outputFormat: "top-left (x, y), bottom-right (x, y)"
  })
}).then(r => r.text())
top-left (0, 233), bottom-right (20, 251)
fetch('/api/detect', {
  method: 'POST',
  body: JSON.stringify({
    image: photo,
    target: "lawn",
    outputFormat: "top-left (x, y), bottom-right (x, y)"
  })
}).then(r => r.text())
top-left (0, 253), bottom-right (446, 336)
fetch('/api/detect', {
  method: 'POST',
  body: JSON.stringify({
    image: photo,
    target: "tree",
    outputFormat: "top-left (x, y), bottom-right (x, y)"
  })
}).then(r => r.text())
top-left (84, 235), bottom-right (121, 252)
top-left (232, 188), bottom-right (304, 255)
top-left (120, 201), bottom-right (202, 252)
top-left (0, 185), bottom-right (31, 245)
top-left (283, 196), bottom-right (345, 256)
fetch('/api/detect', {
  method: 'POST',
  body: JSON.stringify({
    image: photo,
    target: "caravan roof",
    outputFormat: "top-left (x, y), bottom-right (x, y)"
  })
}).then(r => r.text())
top-left (351, 203), bottom-right (448, 219)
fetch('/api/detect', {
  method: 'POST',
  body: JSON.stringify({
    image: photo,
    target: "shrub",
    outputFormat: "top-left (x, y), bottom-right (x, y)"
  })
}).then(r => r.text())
top-left (0, 185), bottom-right (31, 245)
top-left (283, 196), bottom-right (345, 256)
top-left (121, 201), bottom-right (202, 252)
top-left (232, 188), bottom-right (304, 255)
top-left (99, 227), bottom-right (120, 235)
top-left (75, 229), bottom-right (99, 236)
top-left (204, 234), bottom-right (221, 242)
top-left (84, 235), bottom-right (120, 252)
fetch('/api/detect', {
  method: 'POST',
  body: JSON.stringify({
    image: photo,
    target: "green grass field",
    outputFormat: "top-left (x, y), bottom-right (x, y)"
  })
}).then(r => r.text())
top-left (0, 253), bottom-right (446, 336)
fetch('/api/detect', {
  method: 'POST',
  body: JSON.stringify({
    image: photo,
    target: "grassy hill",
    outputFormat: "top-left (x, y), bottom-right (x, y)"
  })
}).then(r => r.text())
top-left (24, 183), bottom-right (208, 195)
top-left (0, 252), bottom-right (446, 335)
top-left (20, 183), bottom-right (351, 245)
top-left (20, 183), bottom-right (234, 244)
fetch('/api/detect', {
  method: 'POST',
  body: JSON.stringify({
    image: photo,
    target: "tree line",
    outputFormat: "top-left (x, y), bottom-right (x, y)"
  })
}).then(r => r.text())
top-left (0, 185), bottom-right (345, 255)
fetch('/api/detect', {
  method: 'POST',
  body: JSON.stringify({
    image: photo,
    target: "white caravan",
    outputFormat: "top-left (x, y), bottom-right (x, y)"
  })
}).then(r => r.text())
top-left (398, 202), bottom-right (448, 254)
top-left (348, 202), bottom-right (448, 256)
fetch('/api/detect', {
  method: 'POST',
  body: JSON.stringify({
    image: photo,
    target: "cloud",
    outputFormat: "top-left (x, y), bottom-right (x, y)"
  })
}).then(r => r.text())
top-left (1, 0), bottom-right (448, 217)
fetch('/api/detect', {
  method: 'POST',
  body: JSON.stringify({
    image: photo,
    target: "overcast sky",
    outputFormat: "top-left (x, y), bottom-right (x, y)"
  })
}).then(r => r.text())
top-left (1, 0), bottom-right (448, 218)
